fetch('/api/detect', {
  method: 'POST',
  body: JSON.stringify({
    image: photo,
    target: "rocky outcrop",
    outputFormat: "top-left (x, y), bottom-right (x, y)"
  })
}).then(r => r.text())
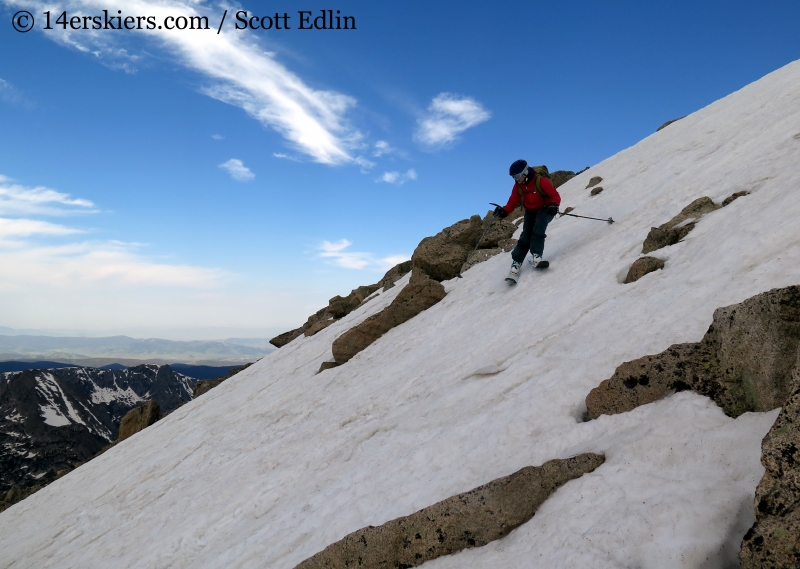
top-left (740, 370), bottom-right (800, 567)
top-left (590, 186), bottom-right (604, 196)
top-left (585, 285), bottom-right (800, 420)
top-left (270, 261), bottom-right (413, 348)
top-left (294, 453), bottom-right (605, 569)
top-left (193, 363), bottom-right (253, 398)
top-left (641, 192), bottom-right (748, 254)
top-left (117, 400), bottom-right (161, 443)
top-left (657, 116), bottom-right (686, 132)
top-left (586, 176), bottom-right (603, 189)
top-left (624, 256), bottom-right (665, 283)
top-left (411, 215), bottom-right (485, 282)
top-left (377, 260), bottom-right (412, 291)
top-left (332, 271), bottom-right (447, 365)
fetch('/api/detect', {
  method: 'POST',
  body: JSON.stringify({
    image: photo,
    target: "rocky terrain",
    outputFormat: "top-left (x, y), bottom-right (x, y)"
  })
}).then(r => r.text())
top-left (0, 364), bottom-right (196, 501)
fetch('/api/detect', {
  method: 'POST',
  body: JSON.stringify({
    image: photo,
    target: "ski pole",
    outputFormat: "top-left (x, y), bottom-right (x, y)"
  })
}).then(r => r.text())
top-left (558, 211), bottom-right (615, 224)
top-left (456, 203), bottom-right (503, 278)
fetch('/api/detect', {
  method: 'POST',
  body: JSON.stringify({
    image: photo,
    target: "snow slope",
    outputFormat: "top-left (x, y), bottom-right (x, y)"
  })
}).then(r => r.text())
top-left (2, 60), bottom-right (800, 568)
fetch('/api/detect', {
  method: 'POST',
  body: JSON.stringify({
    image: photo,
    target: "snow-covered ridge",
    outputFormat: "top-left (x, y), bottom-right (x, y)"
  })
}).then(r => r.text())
top-left (1, 60), bottom-right (800, 568)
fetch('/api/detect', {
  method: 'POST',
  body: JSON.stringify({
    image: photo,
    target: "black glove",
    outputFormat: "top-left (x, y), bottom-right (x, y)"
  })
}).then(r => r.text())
top-left (546, 204), bottom-right (559, 216)
top-left (494, 206), bottom-right (508, 219)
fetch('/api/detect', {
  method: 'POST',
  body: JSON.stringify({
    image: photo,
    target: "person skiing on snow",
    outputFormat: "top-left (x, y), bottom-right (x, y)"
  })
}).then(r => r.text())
top-left (494, 159), bottom-right (561, 282)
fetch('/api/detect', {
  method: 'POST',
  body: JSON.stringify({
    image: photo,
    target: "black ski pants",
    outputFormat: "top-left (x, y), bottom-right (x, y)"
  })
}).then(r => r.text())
top-left (511, 208), bottom-right (555, 263)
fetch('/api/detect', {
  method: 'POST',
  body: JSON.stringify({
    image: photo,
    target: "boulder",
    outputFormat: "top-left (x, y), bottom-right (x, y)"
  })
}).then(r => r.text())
top-left (549, 170), bottom-right (577, 188)
top-left (657, 116), bottom-right (686, 132)
top-left (497, 238), bottom-right (516, 252)
top-left (624, 256), bottom-right (665, 283)
top-left (411, 215), bottom-right (484, 282)
top-left (294, 454), bottom-right (605, 569)
top-left (479, 212), bottom-right (517, 249)
top-left (586, 176), bottom-right (603, 189)
top-left (270, 260), bottom-right (415, 348)
top-left (739, 370), bottom-right (800, 567)
top-left (461, 248), bottom-right (504, 273)
top-left (332, 270), bottom-right (446, 365)
top-left (117, 400), bottom-right (161, 442)
top-left (193, 364), bottom-right (253, 398)
top-left (585, 285), bottom-right (800, 420)
top-left (642, 196), bottom-right (721, 254)
top-left (590, 186), bottom-right (604, 196)
top-left (377, 260), bottom-right (412, 291)
top-left (317, 362), bottom-right (340, 373)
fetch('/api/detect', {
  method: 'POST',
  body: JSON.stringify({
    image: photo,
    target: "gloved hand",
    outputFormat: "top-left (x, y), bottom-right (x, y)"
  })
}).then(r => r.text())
top-left (494, 206), bottom-right (508, 219)
top-left (546, 204), bottom-right (559, 216)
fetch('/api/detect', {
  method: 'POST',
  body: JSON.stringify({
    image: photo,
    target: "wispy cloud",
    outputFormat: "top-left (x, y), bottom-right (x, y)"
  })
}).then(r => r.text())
top-left (378, 169), bottom-right (417, 185)
top-left (415, 93), bottom-right (491, 147)
top-left (0, 218), bottom-right (85, 239)
top-left (211, 134), bottom-right (224, 140)
top-left (0, 178), bottom-right (97, 216)
top-left (0, 172), bottom-right (225, 290)
top-left (317, 239), bottom-right (409, 271)
top-left (0, 78), bottom-right (34, 108)
top-left (2, 0), bottom-right (361, 164)
top-left (219, 158), bottom-right (255, 181)
top-left (373, 140), bottom-right (392, 157)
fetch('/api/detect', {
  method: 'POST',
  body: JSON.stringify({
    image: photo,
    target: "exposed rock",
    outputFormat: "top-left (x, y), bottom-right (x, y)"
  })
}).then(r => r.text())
top-left (269, 328), bottom-right (305, 348)
top-left (117, 400), bottom-right (161, 443)
top-left (624, 256), bottom-right (665, 284)
top-left (497, 238), bottom-right (517, 252)
top-left (193, 364), bottom-right (253, 398)
top-left (411, 215), bottom-right (484, 282)
top-left (304, 318), bottom-right (334, 338)
top-left (657, 116), bottom-right (686, 132)
top-left (550, 170), bottom-right (577, 188)
top-left (332, 271), bottom-right (446, 365)
top-left (590, 186), bottom-right (604, 196)
top-left (461, 248), bottom-right (504, 272)
top-left (740, 371), bottom-right (800, 567)
top-left (641, 196), bottom-right (726, 254)
top-left (722, 190), bottom-right (750, 207)
top-left (5, 484), bottom-right (22, 505)
top-left (271, 262), bottom-right (413, 347)
top-left (294, 453), bottom-right (605, 569)
top-left (317, 362), bottom-right (340, 373)
top-left (0, 365), bottom-right (194, 496)
top-left (377, 260), bottom-right (412, 291)
top-left (479, 211), bottom-right (517, 249)
top-left (585, 285), bottom-right (800, 420)
top-left (563, 207), bottom-right (575, 215)
top-left (586, 176), bottom-right (603, 189)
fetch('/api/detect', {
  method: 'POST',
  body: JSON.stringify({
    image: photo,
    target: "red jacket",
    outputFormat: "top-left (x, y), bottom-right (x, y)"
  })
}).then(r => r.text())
top-left (503, 173), bottom-right (561, 214)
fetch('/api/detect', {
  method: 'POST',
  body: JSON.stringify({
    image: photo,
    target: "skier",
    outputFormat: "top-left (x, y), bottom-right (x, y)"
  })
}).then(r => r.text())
top-left (494, 159), bottom-right (561, 283)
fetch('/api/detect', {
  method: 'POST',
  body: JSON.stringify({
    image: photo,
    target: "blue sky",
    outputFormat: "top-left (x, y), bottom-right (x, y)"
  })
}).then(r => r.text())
top-left (1, 0), bottom-right (799, 339)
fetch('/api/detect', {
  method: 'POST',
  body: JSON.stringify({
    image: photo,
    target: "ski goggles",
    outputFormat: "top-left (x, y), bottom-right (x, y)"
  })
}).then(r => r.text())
top-left (511, 167), bottom-right (529, 181)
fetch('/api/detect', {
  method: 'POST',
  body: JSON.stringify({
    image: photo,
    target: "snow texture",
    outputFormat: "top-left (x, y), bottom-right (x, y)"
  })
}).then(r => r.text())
top-left (2, 60), bottom-right (800, 568)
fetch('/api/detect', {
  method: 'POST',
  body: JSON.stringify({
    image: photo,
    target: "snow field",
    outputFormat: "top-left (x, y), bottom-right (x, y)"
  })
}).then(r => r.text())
top-left (1, 60), bottom-right (800, 568)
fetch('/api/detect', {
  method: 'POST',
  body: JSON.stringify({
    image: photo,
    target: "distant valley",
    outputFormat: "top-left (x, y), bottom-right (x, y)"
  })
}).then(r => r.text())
top-left (0, 332), bottom-right (275, 365)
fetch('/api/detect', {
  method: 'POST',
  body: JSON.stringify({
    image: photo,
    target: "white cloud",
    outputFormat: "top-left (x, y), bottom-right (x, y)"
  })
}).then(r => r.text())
top-left (373, 140), bottom-right (391, 157)
top-left (0, 178), bottom-right (97, 216)
top-left (415, 93), bottom-right (491, 147)
top-left (2, 0), bottom-right (360, 165)
top-left (354, 156), bottom-right (376, 171)
top-left (0, 218), bottom-right (85, 239)
top-left (219, 159), bottom-right (255, 181)
top-left (211, 134), bottom-right (224, 140)
top-left (378, 169), bottom-right (417, 185)
top-left (0, 78), bottom-right (33, 108)
top-left (317, 239), bottom-right (409, 271)
top-left (0, 240), bottom-right (225, 289)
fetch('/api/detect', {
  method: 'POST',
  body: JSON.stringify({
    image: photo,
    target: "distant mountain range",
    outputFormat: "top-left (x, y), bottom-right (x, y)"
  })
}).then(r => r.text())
top-left (0, 364), bottom-right (197, 495)
top-left (0, 333), bottom-right (274, 364)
